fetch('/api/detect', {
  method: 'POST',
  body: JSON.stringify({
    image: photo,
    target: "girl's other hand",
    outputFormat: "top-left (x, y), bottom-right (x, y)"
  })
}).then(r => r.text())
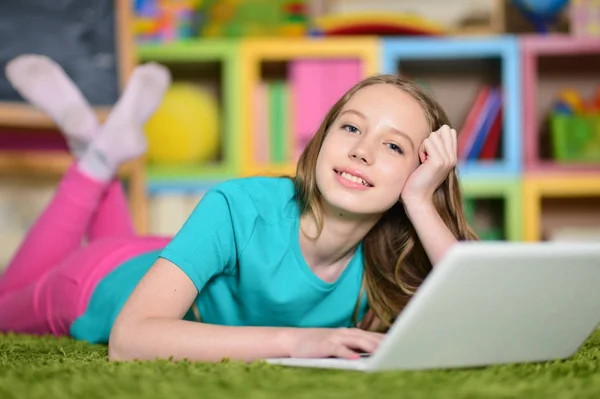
top-left (401, 124), bottom-right (457, 205)
top-left (287, 327), bottom-right (385, 359)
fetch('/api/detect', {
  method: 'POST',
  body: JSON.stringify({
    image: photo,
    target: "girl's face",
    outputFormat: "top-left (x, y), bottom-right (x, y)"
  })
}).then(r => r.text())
top-left (315, 84), bottom-right (431, 217)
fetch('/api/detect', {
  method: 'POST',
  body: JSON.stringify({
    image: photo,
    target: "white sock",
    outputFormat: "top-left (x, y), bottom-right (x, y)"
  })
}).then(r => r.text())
top-left (78, 63), bottom-right (171, 181)
top-left (5, 54), bottom-right (99, 158)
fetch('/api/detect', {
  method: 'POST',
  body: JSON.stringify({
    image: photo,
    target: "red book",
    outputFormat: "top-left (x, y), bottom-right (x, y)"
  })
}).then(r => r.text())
top-left (458, 86), bottom-right (491, 160)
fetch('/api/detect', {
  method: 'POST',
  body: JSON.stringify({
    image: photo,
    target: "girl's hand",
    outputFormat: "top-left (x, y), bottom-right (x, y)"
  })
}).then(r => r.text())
top-left (287, 328), bottom-right (385, 359)
top-left (401, 125), bottom-right (457, 206)
top-left (358, 309), bottom-right (383, 332)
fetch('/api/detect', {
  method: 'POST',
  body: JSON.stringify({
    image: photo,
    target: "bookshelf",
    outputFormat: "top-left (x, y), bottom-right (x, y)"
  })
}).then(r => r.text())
top-left (521, 34), bottom-right (600, 242)
top-left (381, 36), bottom-right (522, 241)
top-left (238, 37), bottom-right (380, 177)
top-left (135, 34), bottom-right (599, 242)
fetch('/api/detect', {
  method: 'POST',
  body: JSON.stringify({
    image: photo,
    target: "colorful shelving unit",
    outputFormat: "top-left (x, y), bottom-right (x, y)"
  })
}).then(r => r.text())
top-left (521, 34), bottom-right (600, 241)
top-left (136, 34), bottom-right (599, 241)
top-left (239, 37), bottom-right (380, 177)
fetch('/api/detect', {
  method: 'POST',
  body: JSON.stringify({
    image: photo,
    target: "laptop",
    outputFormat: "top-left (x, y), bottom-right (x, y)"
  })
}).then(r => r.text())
top-left (264, 241), bottom-right (600, 372)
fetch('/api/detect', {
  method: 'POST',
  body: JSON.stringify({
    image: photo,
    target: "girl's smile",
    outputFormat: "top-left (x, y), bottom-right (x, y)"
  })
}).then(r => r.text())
top-left (333, 168), bottom-right (374, 189)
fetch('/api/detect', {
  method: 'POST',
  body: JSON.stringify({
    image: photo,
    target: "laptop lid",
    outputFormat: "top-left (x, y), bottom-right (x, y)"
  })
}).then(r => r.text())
top-left (367, 242), bottom-right (600, 371)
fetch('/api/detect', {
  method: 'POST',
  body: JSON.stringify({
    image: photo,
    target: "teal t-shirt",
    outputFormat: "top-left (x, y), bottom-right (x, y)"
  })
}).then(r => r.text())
top-left (70, 177), bottom-right (368, 343)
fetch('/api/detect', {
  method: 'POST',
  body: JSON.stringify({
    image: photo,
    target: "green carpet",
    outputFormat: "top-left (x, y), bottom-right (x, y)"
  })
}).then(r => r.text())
top-left (2, 331), bottom-right (600, 399)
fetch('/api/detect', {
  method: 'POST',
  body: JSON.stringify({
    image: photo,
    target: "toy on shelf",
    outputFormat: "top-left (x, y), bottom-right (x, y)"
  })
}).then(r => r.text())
top-left (549, 87), bottom-right (600, 163)
top-left (570, 0), bottom-right (600, 37)
top-left (511, 0), bottom-right (569, 33)
top-left (309, 12), bottom-right (447, 36)
top-left (134, 0), bottom-right (202, 43)
top-left (144, 83), bottom-right (220, 165)
top-left (198, 0), bottom-right (307, 37)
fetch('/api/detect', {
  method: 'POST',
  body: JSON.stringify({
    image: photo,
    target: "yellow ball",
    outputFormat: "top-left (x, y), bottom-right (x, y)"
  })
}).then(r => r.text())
top-left (145, 83), bottom-right (220, 165)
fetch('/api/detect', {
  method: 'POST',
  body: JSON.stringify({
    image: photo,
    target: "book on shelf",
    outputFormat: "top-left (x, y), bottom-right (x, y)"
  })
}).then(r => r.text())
top-left (253, 59), bottom-right (361, 165)
top-left (458, 85), bottom-right (503, 162)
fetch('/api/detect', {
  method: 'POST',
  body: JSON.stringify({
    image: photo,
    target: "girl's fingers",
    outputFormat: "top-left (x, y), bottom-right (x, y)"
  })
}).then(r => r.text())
top-left (334, 345), bottom-right (361, 360)
top-left (450, 128), bottom-right (458, 160)
top-left (424, 134), bottom-right (447, 166)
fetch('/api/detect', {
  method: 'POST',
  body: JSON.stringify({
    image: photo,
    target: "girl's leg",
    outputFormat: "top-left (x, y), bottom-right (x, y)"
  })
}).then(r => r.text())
top-left (0, 237), bottom-right (169, 336)
top-left (5, 54), bottom-right (99, 159)
top-left (87, 179), bottom-right (137, 240)
top-left (1, 58), bottom-right (171, 296)
top-left (0, 165), bottom-right (110, 297)
top-left (5, 55), bottom-right (170, 241)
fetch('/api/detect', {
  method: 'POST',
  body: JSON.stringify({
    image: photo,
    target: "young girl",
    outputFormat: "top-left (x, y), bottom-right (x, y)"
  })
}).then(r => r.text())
top-left (0, 55), bottom-right (477, 363)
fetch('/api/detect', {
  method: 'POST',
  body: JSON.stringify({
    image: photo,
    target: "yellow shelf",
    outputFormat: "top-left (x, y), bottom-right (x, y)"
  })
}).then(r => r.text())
top-left (241, 162), bottom-right (297, 178)
top-left (239, 37), bottom-right (381, 175)
top-left (240, 37), bottom-right (381, 62)
top-left (523, 175), bottom-right (600, 241)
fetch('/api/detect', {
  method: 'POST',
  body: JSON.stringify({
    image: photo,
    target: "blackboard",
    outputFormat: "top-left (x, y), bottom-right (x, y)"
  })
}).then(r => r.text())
top-left (0, 0), bottom-right (120, 106)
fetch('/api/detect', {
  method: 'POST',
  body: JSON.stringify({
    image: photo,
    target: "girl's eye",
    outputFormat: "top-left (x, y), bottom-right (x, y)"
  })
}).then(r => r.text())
top-left (387, 143), bottom-right (404, 154)
top-left (342, 124), bottom-right (359, 134)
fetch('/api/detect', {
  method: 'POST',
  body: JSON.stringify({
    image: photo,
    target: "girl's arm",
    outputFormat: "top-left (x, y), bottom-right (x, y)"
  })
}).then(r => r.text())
top-left (399, 125), bottom-right (460, 266)
top-left (109, 258), bottom-right (293, 362)
top-left (109, 258), bottom-right (383, 362)
top-left (403, 200), bottom-right (458, 266)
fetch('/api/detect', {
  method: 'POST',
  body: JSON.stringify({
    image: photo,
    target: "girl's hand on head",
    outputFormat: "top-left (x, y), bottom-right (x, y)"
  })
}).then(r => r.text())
top-left (400, 125), bottom-right (457, 206)
top-left (287, 327), bottom-right (385, 359)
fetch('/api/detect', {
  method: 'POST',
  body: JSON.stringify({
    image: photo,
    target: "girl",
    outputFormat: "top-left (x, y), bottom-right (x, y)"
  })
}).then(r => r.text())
top-left (0, 55), bottom-right (477, 363)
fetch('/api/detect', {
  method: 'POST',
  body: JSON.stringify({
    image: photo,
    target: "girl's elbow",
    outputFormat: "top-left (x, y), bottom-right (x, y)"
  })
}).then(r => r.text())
top-left (108, 320), bottom-right (135, 362)
top-left (107, 344), bottom-right (125, 362)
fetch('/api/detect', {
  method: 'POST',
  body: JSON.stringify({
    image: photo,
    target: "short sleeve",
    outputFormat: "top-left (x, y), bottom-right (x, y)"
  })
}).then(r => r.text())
top-left (158, 189), bottom-right (239, 293)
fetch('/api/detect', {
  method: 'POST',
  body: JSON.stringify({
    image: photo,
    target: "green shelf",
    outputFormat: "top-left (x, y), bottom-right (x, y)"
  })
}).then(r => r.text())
top-left (137, 40), bottom-right (238, 62)
top-left (460, 177), bottom-right (523, 241)
top-left (138, 40), bottom-right (242, 182)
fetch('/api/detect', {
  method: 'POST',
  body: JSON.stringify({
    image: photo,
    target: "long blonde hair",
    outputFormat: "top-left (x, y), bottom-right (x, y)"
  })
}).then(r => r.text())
top-left (293, 74), bottom-right (478, 331)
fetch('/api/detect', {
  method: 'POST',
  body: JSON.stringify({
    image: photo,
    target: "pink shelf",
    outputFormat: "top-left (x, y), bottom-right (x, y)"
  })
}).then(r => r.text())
top-left (521, 34), bottom-right (600, 55)
top-left (521, 34), bottom-right (600, 174)
top-left (526, 162), bottom-right (600, 176)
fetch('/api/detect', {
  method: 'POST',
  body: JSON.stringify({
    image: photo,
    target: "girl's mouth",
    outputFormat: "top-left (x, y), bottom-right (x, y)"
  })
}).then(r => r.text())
top-left (334, 169), bottom-right (373, 187)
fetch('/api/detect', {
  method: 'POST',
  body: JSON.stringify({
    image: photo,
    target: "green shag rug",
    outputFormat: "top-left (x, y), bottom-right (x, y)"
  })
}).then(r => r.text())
top-left (2, 331), bottom-right (600, 399)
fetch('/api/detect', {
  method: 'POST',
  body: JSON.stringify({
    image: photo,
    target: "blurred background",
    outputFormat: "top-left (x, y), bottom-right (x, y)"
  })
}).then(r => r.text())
top-left (0, 0), bottom-right (599, 270)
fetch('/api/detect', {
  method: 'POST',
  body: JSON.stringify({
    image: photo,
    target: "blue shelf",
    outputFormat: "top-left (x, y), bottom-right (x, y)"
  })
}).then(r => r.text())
top-left (147, 179), bottom-right (224, 196)
top-left (381, 36), bottom-right (522, 177)
top-left (458, 160), bottom-right (517, 177)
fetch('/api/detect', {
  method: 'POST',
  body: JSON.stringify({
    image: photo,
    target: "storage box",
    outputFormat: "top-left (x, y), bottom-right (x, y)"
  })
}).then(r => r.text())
top-left (550, 113), bottom-right (600, 163)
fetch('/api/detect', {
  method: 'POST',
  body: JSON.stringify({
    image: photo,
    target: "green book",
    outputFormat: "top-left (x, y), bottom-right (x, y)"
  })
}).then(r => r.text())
top-left (268, 80), bottom-right (289, 164)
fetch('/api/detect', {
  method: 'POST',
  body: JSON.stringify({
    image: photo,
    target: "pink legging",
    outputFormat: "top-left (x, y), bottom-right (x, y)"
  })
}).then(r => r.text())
top-left (0, 164), bottom-right (170, 336)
